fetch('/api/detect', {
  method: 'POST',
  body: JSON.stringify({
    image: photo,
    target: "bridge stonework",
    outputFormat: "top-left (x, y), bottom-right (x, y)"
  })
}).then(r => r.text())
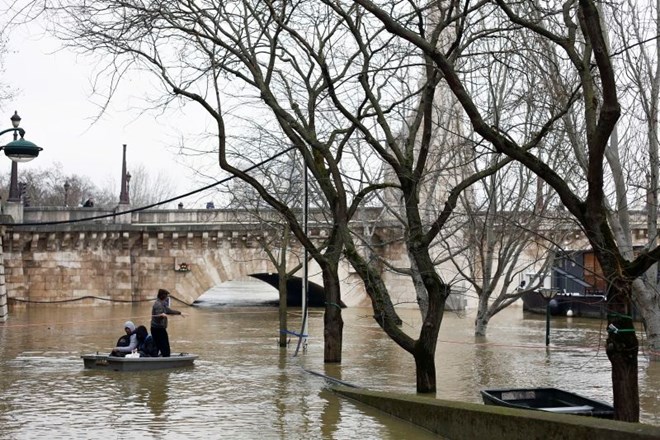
top-left (0, 207), bottom-right (418, 312)
top-left (3, 225), bottom-right (290, 306)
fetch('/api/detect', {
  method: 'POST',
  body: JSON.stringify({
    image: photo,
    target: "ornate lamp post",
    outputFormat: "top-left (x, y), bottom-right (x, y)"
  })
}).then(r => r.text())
top-left (540, 287), bottom-right (558, 346)
top-left (4, 111), bottom-right (41, 201)
top-left (7, 112), bottom-right (20, 202)
top-left (0, 111), bottom-right (41, 322)
top-left (1, 112), bottom-right (41, 167)
top-left (64, 180), bottom-right (71, 207)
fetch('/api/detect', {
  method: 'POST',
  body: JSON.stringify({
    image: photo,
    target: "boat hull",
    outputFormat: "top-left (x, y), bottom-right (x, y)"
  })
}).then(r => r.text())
top-left (481, 387), bottom-right (614, 419)
top-left (82, 353), bottom-right (197, 371)
top-left (522, 290), bottom-right (607, 318)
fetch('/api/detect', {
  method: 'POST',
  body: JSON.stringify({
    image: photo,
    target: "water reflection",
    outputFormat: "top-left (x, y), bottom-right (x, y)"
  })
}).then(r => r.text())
top-left (124, 371), bottom-right (170, 419)
top-left (0, 280), bottom-right (657, 439)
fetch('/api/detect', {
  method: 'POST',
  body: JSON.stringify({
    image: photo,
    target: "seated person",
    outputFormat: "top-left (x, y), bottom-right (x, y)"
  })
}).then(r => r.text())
top-left (135, 325), bottom-right (159, 357)
top-left (110, 321), bottom-right (138, 357)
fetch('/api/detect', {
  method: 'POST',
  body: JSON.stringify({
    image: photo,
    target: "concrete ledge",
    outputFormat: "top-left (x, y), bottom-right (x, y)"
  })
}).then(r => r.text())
top-left (332, 387), bottom-right (660, 440)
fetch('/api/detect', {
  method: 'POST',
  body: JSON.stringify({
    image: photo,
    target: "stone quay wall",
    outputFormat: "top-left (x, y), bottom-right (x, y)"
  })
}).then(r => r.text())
top-left (333, 387), bottom-right (660, 440)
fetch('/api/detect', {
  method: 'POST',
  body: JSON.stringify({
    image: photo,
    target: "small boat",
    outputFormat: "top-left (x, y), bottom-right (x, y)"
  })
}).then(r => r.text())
top-left (303, 369), bottom-right (360, 388)
top-left (481, 387), bottom-right (614, 419)
top-left (81, 353), bottom-right (198, 372)
top-left (521, 290), bottom-right (608, 318)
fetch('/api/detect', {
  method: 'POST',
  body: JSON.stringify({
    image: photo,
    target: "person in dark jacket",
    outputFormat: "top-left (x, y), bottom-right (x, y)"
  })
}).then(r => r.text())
top-left (135, 325), bottom-right (159, 357)
top-left (150, 289), bottom-right (184, 357)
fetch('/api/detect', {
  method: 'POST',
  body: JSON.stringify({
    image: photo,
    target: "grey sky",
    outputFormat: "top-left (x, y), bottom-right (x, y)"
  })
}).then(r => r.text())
top-left (2, 22), bottom-right (220, 206)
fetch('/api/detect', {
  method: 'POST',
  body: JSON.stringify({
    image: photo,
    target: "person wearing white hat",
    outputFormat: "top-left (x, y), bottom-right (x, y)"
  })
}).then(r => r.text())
top-left (110, 321), bottom-right (138, 357)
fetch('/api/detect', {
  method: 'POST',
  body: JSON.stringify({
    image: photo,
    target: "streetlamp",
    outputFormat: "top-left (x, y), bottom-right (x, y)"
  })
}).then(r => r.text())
top-left (64, 180), bottom-right (71, 207)
top-left (5, 111), bottom-right (41, 202)
top-left (2, 111), bottom-right (42, 160)
top-left (0, 111), bottom-right (41, 323)
top-left (539, 287), bottom-right (558, 346)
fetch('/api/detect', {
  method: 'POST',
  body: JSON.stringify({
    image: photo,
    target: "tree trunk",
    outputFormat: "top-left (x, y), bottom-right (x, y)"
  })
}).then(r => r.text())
top-left (408, 249), bottom-right (429, 320)
top-left (605, 283), bottom-right (640, 422)
top-left (278, 270), bottom-right (288, 348)
top-left (322, 266), bottom-right (343, 363)
top-left (641, 310), bottom-right (660, 361)
top-left (633, 279), bottom-right (660, 361)
top-left (474, 294), bottom-right (490, 337)
top-left (474, 315), bottom-right (488, 337)
top-left (276, 227), bottom-right (290, 348)
top-left (412, 273), bottom-right (447, 393)
top-left (413, 339), bottom-right (437, 393)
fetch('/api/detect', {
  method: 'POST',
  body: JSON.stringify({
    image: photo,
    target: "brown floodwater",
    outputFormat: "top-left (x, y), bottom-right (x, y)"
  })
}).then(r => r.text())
top-left (0, 280), bottom-right (657, 439)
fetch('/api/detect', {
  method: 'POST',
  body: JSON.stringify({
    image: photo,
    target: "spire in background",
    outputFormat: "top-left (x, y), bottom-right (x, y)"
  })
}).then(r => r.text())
top-left (119, 144), bottom-right (130, 204)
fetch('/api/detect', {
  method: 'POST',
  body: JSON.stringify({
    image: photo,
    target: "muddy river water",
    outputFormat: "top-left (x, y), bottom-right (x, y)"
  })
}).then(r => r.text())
top-left (0, 280), bottom-right (657, 439)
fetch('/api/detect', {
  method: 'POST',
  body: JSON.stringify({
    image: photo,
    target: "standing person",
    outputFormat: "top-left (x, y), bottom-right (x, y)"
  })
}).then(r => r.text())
top-left (150, 288), bottom-right (184, 357)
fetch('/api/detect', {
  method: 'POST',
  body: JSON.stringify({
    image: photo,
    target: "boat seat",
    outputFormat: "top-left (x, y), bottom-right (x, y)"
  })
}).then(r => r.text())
top-left (539, 405), bottom-right (594, 413)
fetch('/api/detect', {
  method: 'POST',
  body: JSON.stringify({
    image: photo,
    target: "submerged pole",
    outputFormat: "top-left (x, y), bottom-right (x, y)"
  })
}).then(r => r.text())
top-left (294, 152), bottom-right (309, 356)
top-left (302, 160), bottom-right (309, 350)
top-left (545, 300), bottom-right (551, 346)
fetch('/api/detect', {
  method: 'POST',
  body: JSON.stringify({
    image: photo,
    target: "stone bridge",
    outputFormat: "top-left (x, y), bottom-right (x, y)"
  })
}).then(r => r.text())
top-left (0, 205), bottom-right (414, 312)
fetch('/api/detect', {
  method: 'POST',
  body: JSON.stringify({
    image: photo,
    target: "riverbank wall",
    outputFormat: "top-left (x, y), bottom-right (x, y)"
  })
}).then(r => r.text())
top-left (332, 387), bottom-right (660, 440)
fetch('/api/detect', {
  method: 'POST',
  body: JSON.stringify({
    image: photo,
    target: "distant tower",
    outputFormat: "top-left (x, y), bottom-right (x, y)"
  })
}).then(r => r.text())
top-left (119, 144), bottom-right (130, 204)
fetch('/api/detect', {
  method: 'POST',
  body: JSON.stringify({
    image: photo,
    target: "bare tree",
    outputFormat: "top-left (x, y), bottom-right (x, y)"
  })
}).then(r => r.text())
top-left (446, 162), bottom-right (559, 337)
top-left (353, 0), bottom-right (653, 420)
top-left (220, 149), bottom-right (306, 347)
top-left (49, 0), bottom-right (513, 393)
top-left (0, 163), bottom-right (106, 207)
top-left (434, 28), bottom-right (569, 336)
top-left (1, 160), bottom-right (179, 209)
top-left (124, 163), bottom-right (178, 208)
top-left (609, 0), bottom-right (660, 361)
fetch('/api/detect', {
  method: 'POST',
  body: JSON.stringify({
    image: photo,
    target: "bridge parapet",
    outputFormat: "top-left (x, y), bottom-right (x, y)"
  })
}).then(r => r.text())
top-left (22, 205), bottom-right (405, 226)
top-left (22, 207), bottom-right (289, 225)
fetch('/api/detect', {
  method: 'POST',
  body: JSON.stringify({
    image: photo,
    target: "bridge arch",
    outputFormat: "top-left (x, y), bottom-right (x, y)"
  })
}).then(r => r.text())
top-left (248, 273), bottom-right (342, 308)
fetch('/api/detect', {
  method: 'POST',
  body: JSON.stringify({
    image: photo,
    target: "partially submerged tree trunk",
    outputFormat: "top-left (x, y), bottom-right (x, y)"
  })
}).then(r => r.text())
top-left (605, 279), bottom-right (639, 421)
top-left (277, 241), bottom-right (289, 348)
top-left (634, 278), bottom-right (660, 361)
top-left (342, 225), bottom-right (443, 392)
top-left (321, 263), bottom-right (343, 363)
top-left (474, 293), bottom-right (491, 337)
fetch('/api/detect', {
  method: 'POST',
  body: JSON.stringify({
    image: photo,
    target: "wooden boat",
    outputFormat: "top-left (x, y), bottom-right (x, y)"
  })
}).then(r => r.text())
top-left (81, 353), bottom-right (198, 372)
top-left (481, 387), bottom-right (614, 418)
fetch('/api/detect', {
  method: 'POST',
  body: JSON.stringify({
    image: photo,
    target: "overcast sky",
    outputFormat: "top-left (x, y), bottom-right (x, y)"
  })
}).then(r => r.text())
top-left (2, 21), bottom-right (223, 208)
